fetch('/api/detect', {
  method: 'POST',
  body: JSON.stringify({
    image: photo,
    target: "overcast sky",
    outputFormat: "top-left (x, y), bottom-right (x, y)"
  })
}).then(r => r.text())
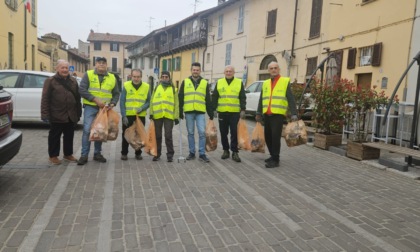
top-left (38, 0), bottom-right (218, 48)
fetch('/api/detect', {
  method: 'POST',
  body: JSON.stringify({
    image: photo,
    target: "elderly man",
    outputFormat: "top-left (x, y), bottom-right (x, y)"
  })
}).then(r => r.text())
top-left (256, 61), bottom-right (298, 168)
top-left (77, 57), bottom-right (120, 165)
top-left (211, 65), bottom-right (246, 162)
top-left (41, 59), bottom-right (81, 165)
top-left (120, 69), bottom-right (150, 160)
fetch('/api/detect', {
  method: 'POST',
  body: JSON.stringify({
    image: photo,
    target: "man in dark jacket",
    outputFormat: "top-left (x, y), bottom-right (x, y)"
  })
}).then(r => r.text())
top-left (41, 59), bottom-right (82, 165)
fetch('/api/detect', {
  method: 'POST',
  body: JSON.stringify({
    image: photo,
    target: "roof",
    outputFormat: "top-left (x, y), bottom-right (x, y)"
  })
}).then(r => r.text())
top-left (41, 32), bottom-right (68, 46)
top-left (87, 31), bottom-right (143, 43)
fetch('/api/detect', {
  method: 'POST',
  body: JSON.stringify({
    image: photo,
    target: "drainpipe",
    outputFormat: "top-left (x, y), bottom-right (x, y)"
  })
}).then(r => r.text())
top-left (289, 0), bottom-right (298, 76)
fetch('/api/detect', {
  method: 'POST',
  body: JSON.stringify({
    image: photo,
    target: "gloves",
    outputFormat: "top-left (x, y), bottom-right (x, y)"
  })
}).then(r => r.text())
top-left (213, 111), bottom-right (218, 119)
top-left (179, 112), bottom-right (184, 120)
top-left (240, 110), bottom-right (246, 119)
top-left (42, 118), bottom-right (49, 124)
top-left (174, 119), bottom-right (179, 125)
top-left (149, 115), bottom-right (153, 120)
top-left (122, 116), bottom-right (129, 126)
top-left (291, 115), bottom-right (298, 122)
top-left (255, 115), bottom-right (262, 122)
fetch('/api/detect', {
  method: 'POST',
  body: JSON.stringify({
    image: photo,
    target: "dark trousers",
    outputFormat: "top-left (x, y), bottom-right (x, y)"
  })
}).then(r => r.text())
top-left (264, 114), bottom-right (285, 162)
top-left (154, 118), bottom-right (174, 158)
top-left (121, 116), bottom-right (145, 156)
top-left (48, 122), bottom-right (75, 157)
top-left (218, 112), bottom-right (240, 152)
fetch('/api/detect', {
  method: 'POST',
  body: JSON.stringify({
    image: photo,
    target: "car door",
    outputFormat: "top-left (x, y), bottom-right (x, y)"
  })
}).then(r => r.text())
top-left (15, 73), bottom-right (49, 120)
top-left (0, 72), bottom-right (21, 116)
top-left (245, 81), bottom-right (262, 114)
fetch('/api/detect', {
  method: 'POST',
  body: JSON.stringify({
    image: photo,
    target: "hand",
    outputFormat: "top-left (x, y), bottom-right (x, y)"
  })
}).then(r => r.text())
top-left (94, 98), bottom-right (105, 108)
top-left (179, 113), bottom-right (184, 120)
top-left (136, 108), bottom-right (143, 114)
top-left (291, 115), bottom-right (298, 122)
top-left (122, 116), bottom-right (129, 126)
top-left (42, 118), bottom-right (49, 124)
top-left (149, 115), bottom-right (153, 120)
top-left (240, 110), bottom-right (246, 119)
top-left (213, 111), bottom-right (218, 119)
top-left (174, 119), bottom-right (179, 125)
top-left (255, 114), bottom-right (262, 122)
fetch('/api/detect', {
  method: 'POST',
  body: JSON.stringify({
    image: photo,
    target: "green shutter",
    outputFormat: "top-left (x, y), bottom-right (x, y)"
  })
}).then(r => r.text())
top-left (162, 59), bottom-right (167, 71)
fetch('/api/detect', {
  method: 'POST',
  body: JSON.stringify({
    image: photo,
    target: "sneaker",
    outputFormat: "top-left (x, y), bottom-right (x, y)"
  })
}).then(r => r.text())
top-left (49, 156), bottom-right (61, 165)
top-left (152, 156), bottom-right (160, 161)
top-left (221, 150), bottom-right (230, 159)
top-left (232, 152), bottom-right (241, 162)
top-left (167, 157), bottom-right (173, 162)
top-left (121, 155), bottom-right (128, 161)
top-left (77, 156), bottom-right (88, 166)
top-left (63, 155), bottom-right (77, 162)
top-left (135, 154), bottom-right (143, 160)
top-left (186, 153), bottom-right (195, 160)
top-left (265, 157), bottom-right (273, 163)
top-left (265, 160), bottom-right (279, 168)
top-left (93, 154), bottom-right (107, 163)
top-left (199, 155), bottom-right (210, 163)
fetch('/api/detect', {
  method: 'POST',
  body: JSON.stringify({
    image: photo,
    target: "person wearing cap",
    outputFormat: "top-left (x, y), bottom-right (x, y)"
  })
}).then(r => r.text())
top-left (120, 69), bottom-right (150, 161)
top-left (178, 62), bottom-right (212, 163)
top-left (211, 65), bottom-right (246, 163)
top-left (149, 71), bottom-right (179, 162)
top-left (77, 57), bottom-right (120, 165)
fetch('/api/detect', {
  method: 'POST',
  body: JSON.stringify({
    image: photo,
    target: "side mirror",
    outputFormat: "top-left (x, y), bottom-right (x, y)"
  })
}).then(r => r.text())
top-left (245, 89), bottom-right (251, 93)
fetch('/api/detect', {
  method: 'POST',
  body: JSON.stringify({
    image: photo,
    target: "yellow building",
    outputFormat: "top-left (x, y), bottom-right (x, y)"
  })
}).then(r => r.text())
top-left (0, 0), bottom-right (38, 70)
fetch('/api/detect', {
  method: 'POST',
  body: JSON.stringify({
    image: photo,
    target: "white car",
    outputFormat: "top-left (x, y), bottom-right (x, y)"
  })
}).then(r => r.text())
top-left (0, 70), bottom-right (82, 123)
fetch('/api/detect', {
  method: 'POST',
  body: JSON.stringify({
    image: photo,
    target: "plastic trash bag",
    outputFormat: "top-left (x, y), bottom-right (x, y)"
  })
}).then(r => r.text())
top-left (284, 120), bottom-right (307, 147)
top-left (124, 123), bottom-right (142, 150)
top-left (251, 122), bottom-right (265, 153)
top-left (135, 115), bottom-right (147, 146)
top-left (89, 107), bottom-right (108, 142)
top-left (237, 119), bottom-right (251, 151)
top-left (144, 119), bottom-right (157, 156)
top-left (107, 109), bottom-right (120, 141)
top-left (205, 119), bottom-right (218, 152)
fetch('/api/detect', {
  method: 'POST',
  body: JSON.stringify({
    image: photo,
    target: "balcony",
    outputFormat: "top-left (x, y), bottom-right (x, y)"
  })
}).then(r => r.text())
top-left (143, 44), bottom-right (158, 56)
top-left (159, 30), bottom-right (206, 56)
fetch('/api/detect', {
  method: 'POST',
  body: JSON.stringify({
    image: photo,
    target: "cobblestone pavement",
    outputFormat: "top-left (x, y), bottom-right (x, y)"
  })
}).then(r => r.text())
top-left (1, 120), bottom-right (420, 252)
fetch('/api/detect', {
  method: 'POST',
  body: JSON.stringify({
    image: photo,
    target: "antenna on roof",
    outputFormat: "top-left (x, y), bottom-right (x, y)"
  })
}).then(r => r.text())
top-left (148, 17), bottom-right (155, 32)
top-left (193, 0), bottom-right (201, 14)
top-left (95, 22), bottom-right (100, 32)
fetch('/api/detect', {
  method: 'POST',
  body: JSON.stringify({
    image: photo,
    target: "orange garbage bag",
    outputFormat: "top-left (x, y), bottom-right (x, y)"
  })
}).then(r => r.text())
top-left (284, 120), bottom-right (307, 147)
top-left (144, 120), bottom-right (157, 156)
top-left (89, 107), bottom-right (108, 142)
top-left (107, 109), bottom-right (120, 141)
top-left (237, 119), bottom-right (251, 151)
top-left (135, 115), bottom-right (147, 146)
top-left (251, 122), bottom-right (265, 153)
top-left (124, 123), bottom-right (142, 150)
top-left (205, 119), bottom-right (218, 152)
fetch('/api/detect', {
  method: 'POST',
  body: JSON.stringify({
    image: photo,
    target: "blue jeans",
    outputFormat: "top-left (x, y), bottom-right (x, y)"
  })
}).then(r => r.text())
top-left (81, 105), bottom-right (102, 157)
top-left (185, 113), bottom-right (206, 156)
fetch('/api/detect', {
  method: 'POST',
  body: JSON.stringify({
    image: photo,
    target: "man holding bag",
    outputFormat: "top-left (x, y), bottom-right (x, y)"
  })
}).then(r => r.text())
top-left (120, 69), bottom-right (150, 161)
top-left (77, 57), bottom-right (120, 165)
top-left (255, 61), bottom-right (298, 168)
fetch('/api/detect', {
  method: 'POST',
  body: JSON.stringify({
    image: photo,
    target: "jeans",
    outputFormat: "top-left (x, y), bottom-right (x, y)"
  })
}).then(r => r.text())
top-left (185, 113), bottom-right (206, 156)
top-left (218, 112), bottom-right (240, 152)
top-left (81, 105), bottom-right (102, 157)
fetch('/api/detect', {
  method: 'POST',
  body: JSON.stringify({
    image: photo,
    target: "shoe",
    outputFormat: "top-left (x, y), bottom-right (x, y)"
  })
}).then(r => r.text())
top-left (121, 155), bottom-right (128, 161)
top-left (49, 156), bottom-right (61, 165)
top-left (265, 157), bottom-right (273, 163)
top-left (232, 152), bottom-right (241, 162)
top-left (186, 153), bottom-right (195, 160)
top-left (135, 155), bottom-right (143, 160)
top-left (153, 156), bottom-right (160, 161)
top-left (63, 155), bottom-right (77, 162)
top-left (167, 157), bottom-right (173, 162)
top-left (199, 155), bottom-right (210, 163)
top-left (265, 160), bottom-right (279, 168)
top-left (93, 154), bottom-right (107, 163)
top-left (221, 150), bottom-right (230, 159)
top-left (77, 156), bottom-right (88, 166)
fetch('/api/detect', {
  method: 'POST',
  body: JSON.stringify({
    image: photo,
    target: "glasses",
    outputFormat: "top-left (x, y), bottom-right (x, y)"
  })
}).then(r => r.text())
top-left (269, 67), bottom-right (279, 70)
top-left (161, 75), bottom-right (169, 79)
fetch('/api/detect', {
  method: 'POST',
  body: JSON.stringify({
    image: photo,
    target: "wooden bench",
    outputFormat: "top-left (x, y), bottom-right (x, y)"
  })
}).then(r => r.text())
top-left (362, 142), bottom-right (420, 159)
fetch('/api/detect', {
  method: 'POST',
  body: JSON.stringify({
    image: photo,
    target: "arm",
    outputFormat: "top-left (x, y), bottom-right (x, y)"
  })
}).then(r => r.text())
top-left (110, 82), bottom-right (120, 106)
top-left (149, 88), bottom-right (155, 116)
top-left (205, 82), bottom-right (213, 118)
top-left (140, 87), bottom-right (151, 111)
top-left (119, 88), bottom-right (127, 117)
top-left (256, 89), bottom-right (263, 115)
top-left (79, 73), bottom-right (95, 101)
top-left (239, 81), bottom-right (246, 111)
top-left (40, 77), bottom-right (52, 120)
top-left (178, 80), bottom-right (185, 116)
top-left (286, 82), bottom-right (298, 116)
top-left (211, 82), bottom-right (219, 112)
top-left (174, 87), bottom-right (179, 120)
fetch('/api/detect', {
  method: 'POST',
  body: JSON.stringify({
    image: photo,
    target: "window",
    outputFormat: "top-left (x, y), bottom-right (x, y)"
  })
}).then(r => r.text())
top-left (192, 52), bottom-right (196, 63)
top-left (8, 33), bottom-right (14, 69)
top-left (0, 73), bottom-right (19, 88)
top-left (206, 53), bottom-right (211, 64)
top-left (217, 14), bottom-right (223, 40)
top-left (94, 42), bottom-right (101, 51)
top-left (306, 57), bottom-right (318, 76)
top-left (112, 58), bottom-right (117, 72)
top-left (162, 59), bottom-right (167, 71)
top-left (246, 82), bottom-right (261, 93)
top-left (347, 48), bottom-right (356, 69)
top-left (23, 74), bottom-right (48, 88)
top-left (175, 57), bottom-right (181, 71)
top-left (6, 0), bottom-right (18, 11)
top-left (110, 42), bottom-right (119, 52)
top-left (359, 46), bottom-right (373, 66)
top-left (309, 0), bottom-right (323, 38)
top-left (266, 9), bottom-right (277, 36)
top-left (225, 43), bottom-right (232, 66)
top-left (31, 0), bottom-right (36, 25)
top-left (149, 57), bottom-right (154, 69)
top-left (140, 57), bottom-right (144, 69)
top-left (238, 5), bottom-right (244, 33)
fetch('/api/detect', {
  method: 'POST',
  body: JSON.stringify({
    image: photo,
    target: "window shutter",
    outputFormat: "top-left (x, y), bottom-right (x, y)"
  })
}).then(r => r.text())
top-left (162, 59), bottom-right (167, 71)
top-left (347, 48), bottom-right (356, 69)
top-left (372, 42), bottom-right (382, 66)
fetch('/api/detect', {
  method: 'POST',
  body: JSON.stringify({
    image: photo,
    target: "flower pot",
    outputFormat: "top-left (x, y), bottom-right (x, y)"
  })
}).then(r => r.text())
top-left (314, 133), bottom-right (342, 150)
top-left (346, 140), bottom-right (380, 161)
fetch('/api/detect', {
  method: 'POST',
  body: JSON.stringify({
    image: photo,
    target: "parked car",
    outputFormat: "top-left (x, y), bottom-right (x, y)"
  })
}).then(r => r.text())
top-left (0, 70), bottom-right (82, 123)
top-left (0, 85), bottom-right (22, 166)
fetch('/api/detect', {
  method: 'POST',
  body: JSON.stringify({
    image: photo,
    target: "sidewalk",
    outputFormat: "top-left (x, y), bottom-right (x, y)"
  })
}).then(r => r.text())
top-left (1, 120), bottom-right (420, 251)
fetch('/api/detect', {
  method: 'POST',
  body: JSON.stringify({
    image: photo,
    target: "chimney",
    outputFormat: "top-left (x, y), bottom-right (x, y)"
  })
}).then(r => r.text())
top-left (218, 0), bottom-right (226, 5)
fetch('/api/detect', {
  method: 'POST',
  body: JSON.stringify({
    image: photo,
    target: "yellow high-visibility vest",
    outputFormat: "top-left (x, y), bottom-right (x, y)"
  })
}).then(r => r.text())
top-left (124, 81), bottom-right (150, 116)
top-left (183, 78), bottom-right (207, 112)
top-left (83, 70), bottom-right (115, 106)
top-left (262, 77), bottom-right (290, 115)
top-left (216, 78), bottom-right (241, 112)
top-left (151, 85), bottom-right (175, 119)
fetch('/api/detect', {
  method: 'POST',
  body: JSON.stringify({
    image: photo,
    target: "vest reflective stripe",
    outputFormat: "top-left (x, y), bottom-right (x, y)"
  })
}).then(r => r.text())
top-left (183, 78), bottom-right (207, 112)
top-left (216, 78), bottom-right (241, 112)
top-left (152, 85), bottom-right (175, 119)
top-left (262, 77), bottom-right (290, 115)
top-left (83, 70), bottom-right (116, 106)
top-left (124, 81), bottom-right (150, 116)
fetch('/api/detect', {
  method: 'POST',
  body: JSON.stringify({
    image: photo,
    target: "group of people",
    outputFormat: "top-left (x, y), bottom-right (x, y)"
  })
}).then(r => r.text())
top-left (41, 58), bottom-right (297, 169)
